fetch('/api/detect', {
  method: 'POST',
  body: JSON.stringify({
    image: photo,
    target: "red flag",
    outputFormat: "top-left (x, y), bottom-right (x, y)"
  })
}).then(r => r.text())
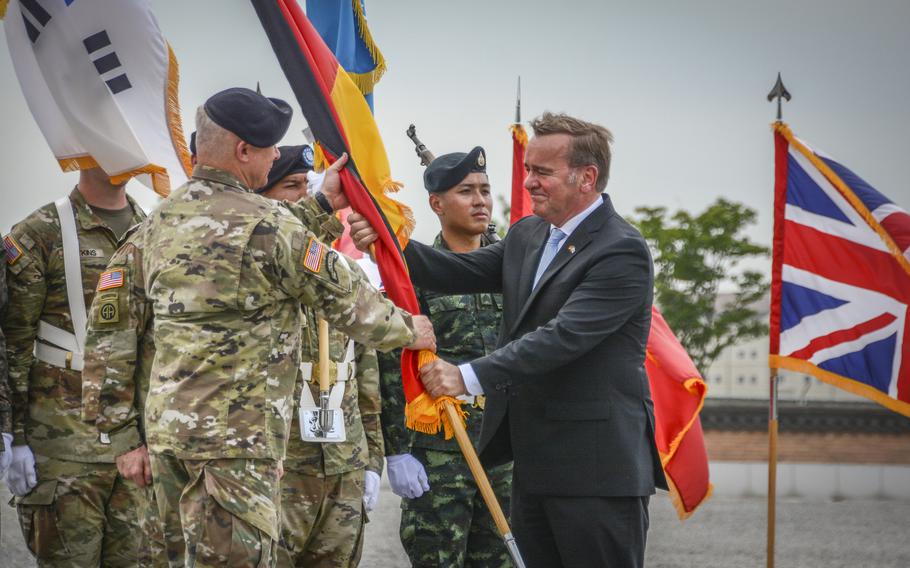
top-left (251, 0), bottom-right (462, 436)
top-left (509, 124), bottom-right (531, 225)
top-left (646, 307), bottom-right (712, 519)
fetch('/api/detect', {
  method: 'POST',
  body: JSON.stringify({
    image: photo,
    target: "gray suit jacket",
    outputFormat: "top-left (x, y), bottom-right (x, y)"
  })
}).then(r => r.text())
top-left (404, 195), bottom-right (667, 496)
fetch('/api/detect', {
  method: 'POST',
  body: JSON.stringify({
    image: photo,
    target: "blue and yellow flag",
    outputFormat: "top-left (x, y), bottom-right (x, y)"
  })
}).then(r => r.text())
top-left (306, 0), bottom-right (385, 109)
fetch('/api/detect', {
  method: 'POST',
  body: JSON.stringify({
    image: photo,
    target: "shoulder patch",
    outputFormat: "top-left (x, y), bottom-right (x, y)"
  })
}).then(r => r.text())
top-left (97, 269), bottom-right (125, 291)
top-left (96, 293), bottom-right (120, 324)
top-left (4, 235), bottom-right (23, 265)
top-left (303, 237), bottom-right (326, 274)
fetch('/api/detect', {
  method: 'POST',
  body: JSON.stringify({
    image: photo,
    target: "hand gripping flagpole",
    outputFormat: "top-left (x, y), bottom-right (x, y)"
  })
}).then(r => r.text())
top-left (765, 72), bottom-right (790, 568)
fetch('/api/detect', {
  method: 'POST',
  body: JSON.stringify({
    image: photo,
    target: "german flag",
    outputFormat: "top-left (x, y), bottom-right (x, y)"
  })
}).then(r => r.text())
top-left (251, 0), bottom-right (462, 437)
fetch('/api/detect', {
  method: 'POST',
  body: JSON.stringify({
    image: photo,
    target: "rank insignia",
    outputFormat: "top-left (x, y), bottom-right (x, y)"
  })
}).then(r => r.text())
top-left (303, 237), bottom-right (326, 273)
top-left (477, 151), bottom-right (486, 167)
top-left (4, 235), bottom-right (23, 265)
top-left (97, 269), bottom-right (125, 291)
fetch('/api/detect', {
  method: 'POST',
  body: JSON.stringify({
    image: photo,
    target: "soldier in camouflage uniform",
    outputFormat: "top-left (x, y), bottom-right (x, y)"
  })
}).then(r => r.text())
top-left (1, 265), bottom-right (12, 478)
top-left (379, 147), bottom-right (513, 567)
top-left (259, 146), bottom-right (386, 567)
top-left (81, 224), bottom-right (168, 567)
top-left (134, 88), bottom-right (434, 568)
top-left (2, 166), bottom-right (149, 566)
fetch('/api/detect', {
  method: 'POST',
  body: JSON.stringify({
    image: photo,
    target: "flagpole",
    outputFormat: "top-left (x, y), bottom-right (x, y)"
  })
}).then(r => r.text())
top-left (443, 401), bottom-right (526, 568)
top-left (765, 73), bottom-right (790, 568)
top-left (767, 368), bottom-right (779, 568)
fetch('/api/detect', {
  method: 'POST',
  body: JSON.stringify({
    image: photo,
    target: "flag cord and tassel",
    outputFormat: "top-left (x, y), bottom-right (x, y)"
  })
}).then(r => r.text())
top-left (767, 368), bottom-right (779, 568)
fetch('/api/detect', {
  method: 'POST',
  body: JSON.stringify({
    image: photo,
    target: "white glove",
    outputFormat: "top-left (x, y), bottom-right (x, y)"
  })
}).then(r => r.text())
top-left (363, 470), bottom-right (381, 513)
top-left (7, 445), bottom-right (38, 496)
top-left (0, 433), bottom-right (13, 478)
top-left (387, 453), bottom-right (429, 499)
top-left (306, 170), bottom-right (326, 196)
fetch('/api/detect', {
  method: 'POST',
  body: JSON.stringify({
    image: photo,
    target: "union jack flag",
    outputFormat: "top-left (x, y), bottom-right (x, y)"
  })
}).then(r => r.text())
top-left (770, 123), bottom-right (910, 417)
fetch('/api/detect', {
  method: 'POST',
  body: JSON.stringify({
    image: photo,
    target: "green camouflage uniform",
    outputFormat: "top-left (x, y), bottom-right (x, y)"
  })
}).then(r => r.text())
top-left (380, 232), bottom-right (513, 568)
top-left (2, 188), bottom-right (148, 567)
top-left (1, 265), bottom-right (11, 441)
top-left (137, 165), bottom-right (416, 568)
top-left (278, 303), bottom-right (384, 568)
top-left (82, 227), bottom-right (168, 567)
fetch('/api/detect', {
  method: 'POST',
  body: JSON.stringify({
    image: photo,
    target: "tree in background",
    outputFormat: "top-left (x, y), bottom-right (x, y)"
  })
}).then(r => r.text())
top-left (632, 199), bottom-right (769, 374)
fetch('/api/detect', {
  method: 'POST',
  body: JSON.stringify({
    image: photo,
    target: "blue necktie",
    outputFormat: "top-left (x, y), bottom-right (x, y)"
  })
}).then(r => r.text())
top-left (532, 227), bottom-right (566, 290)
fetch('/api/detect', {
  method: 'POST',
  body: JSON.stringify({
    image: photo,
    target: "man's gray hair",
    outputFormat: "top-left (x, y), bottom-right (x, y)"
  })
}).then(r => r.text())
top-left (195, 105), bottom-right (236, 162)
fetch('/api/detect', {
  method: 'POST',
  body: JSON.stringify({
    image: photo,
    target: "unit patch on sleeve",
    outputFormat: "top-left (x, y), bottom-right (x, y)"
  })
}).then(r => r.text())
top-left (303, 237), bottom-right (326, 274)
top-left (97, 269), bottom-right (125, 291)
top-left (4, 235), bottom-right (23, 265)
top-left (97, 294), bottom-right (120, 324)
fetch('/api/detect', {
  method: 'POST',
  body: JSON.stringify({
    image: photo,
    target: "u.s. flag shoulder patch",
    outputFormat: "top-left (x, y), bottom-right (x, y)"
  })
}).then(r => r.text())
top-left (303, 237), bottom-right (326, 274)
top-left (4, 235), bottom-right (23, 265)
top-left (97, 269), bottom-right (125, 291)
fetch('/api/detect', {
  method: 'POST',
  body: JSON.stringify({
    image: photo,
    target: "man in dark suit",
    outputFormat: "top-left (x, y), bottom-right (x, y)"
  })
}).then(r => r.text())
top-left (351, 112), bottom-right (666, 567)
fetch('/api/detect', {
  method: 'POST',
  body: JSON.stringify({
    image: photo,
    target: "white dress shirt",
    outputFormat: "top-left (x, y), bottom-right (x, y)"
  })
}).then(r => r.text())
top-left (459, 196), bottom-right (605, 395)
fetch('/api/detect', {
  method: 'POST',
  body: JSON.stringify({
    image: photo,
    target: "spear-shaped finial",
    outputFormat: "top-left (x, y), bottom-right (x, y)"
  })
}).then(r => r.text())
top-left (256, 81), bottom-right (262, 95)
top-left (766, 73), bottom-right (791, 121)
top-left (514, 76), bottom-right (521, 124)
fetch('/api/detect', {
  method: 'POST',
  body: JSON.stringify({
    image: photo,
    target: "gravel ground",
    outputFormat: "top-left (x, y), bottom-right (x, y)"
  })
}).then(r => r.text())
top-left (3, 479), bottom-right (909, 567)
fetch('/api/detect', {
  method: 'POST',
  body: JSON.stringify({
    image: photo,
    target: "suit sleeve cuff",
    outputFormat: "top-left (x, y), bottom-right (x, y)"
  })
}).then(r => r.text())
top-left (459, 363), bottom-right (484, 396)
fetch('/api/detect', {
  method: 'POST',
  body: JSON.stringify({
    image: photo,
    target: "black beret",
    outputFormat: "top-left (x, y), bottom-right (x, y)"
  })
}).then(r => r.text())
top-left (203, 87), bottom-right (292, 148)
top-left (189, 131), bottom-right (197, 156)
top-left (257, 145), bottom-right (315, 193)
top-left (423, 146), bottom-right (487, 193)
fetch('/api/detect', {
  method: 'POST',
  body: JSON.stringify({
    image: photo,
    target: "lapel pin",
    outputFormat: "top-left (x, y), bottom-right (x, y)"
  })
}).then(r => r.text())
top-left (567, 245), bottom-right (576, 254)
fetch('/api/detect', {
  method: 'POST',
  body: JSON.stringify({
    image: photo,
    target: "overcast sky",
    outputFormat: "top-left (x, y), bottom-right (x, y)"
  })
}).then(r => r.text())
top-left (2, 0), bottom-right (908, 258)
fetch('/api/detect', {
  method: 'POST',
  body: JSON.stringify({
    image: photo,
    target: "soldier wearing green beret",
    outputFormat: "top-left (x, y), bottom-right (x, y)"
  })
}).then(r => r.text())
top-left (379, 147), bottom-right (513, 568)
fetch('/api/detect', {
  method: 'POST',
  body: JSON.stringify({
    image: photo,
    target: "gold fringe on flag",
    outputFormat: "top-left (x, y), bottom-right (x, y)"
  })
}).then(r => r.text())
top-left (404, 350), bottom-right (467, 439)
top-left (314, 141), bottom-right (414, 250)
top-left (0, 0), bottom-right (8, 20)
top-left (109, 164), bottom-right (171, 198)
top-left (510, 123), bottom-right (528, 147)
top-left (349, 0), bottom-right (387, 96)
top-left (166, 44), bottom-right (192, 179)
top-left (663, 471), bottom-right (713, 521)
top-left (58, 155), bottom-right (101, 172)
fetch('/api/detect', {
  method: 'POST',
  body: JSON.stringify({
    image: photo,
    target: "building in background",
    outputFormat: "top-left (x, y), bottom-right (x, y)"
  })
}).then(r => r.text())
top-left (699, 294), bottom-right (910, 499)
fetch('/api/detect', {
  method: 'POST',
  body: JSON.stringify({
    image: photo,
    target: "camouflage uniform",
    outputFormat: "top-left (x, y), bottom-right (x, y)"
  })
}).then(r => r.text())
top-left (82, 227), bottom-right (168, 567)
top-left (1, 265), bottom-right (10, 441)
top-left (2, 188), bottom-right (148, 567)
top-left (137, 165), bottom-right (416, 567)
top-left (1, 263), bottom-right (10, 533)
top-left (380, 232), bottom-right (513, 568)
top-left (278, 305), bottom-right (384, 568)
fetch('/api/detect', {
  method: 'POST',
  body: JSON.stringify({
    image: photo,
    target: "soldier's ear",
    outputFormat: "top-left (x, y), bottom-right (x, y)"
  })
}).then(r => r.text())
top-left (428, 193), bottom-right (444, 216)
top-left (235, 140), bottom-right (250, 163)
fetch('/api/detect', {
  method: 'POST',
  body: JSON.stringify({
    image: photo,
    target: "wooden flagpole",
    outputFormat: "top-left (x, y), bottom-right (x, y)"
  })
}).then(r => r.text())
top-left (765, 73), bottom-right (790, 568)
top-left (767, 369), bottom-right (779, 568)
